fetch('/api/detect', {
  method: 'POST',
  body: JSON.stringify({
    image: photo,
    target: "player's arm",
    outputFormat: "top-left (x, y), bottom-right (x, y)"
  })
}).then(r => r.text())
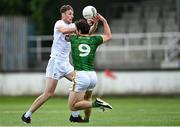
top-left (56, 22), bottom-right (77, 34)
top-left (98, 14), bottom-right (112, 43)
top-left (57, 26), bottom-right (77, 34)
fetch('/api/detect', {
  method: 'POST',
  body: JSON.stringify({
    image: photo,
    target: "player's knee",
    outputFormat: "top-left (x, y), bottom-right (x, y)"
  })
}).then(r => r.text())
top-left (44, 92), bottom-right (54, 98)
top-left (69, 101), bottom-right (80, 111)
top-left (68, 101), bottom-right (75, 111)
top-left (70, 106), bottom-right (76, 111)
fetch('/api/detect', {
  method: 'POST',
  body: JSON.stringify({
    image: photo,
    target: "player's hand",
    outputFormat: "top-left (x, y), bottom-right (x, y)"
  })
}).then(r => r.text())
top-left (96, 13), bottom-right (106, 22)
top-left (75, 29), bottom-right (79, 35)
top-left (87, 19), bottom-right (94, 26)
top-left (87, 15), bottom-right (99, 26)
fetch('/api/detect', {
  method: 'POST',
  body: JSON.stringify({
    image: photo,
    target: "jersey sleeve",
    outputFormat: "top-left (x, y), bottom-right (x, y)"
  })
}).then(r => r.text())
top-left (94, 35), bottom-right (103, 45)
top-left (54, 20), bottom-right (63, 30)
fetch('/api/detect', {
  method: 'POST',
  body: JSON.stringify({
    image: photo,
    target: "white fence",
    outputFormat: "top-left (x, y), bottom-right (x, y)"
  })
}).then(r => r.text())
top-left (0, 16), bottom-right (28, 71)
top-left (1, 71), bottom-right (180, 95)
top-left (110, 32), bottom-right (180, 61)
top-left (28, 32), bottom-right (180, 69)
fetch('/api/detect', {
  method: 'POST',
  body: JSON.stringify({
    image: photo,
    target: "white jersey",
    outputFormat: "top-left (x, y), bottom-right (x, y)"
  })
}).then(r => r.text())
top-left (50, 20), bottom-right (75, 61)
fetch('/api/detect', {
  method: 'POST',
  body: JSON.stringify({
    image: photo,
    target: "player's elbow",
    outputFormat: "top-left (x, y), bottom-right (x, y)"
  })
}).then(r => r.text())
top-left (104, 34), bottom-right (112, 42)
top-left (68, 102), bottom-right (77, 111)
top-left (108, 34), bottom-right (112, 40)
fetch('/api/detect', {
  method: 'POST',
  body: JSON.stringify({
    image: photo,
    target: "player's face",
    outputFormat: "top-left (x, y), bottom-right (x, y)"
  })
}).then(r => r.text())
top-left (62, 9), bottom-right (74, 24)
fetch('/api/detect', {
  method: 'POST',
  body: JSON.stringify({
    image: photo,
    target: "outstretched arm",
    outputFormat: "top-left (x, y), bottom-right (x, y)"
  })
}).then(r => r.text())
top-left (98, 14), bottom-right (112, 42)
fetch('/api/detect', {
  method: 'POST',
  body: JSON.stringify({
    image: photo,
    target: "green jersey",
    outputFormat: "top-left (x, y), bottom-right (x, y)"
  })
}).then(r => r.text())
top-left (69, 34), bottom-right (103, 71)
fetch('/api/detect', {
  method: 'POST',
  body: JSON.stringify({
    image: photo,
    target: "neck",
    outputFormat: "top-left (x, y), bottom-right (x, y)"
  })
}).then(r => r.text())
top-left (62, 19), bottom-right (70, 24)
top-left (79, 33), bottom-right (89, 36)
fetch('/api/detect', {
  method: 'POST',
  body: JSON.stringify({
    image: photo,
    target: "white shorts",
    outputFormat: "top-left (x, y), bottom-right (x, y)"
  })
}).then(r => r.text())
top-left (70, 71), bottom-right (97, 92)
top-left (45, 57), bottom-right (74, 80)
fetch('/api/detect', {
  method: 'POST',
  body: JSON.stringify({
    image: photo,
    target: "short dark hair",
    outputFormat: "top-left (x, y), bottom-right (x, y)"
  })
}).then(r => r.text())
top-left (75, 19), bottom-right (90, 34)
top-left (60, 5), bottom-right (73, 13)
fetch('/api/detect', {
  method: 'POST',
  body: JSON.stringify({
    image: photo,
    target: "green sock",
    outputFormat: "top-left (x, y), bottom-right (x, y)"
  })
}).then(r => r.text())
top-left (92, 101), bottom-right (99, 108)
top-left (83, 118), bottom-right (89, 122)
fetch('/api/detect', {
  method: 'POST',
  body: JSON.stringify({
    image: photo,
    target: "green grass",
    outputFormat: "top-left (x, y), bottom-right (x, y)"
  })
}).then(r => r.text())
top-left (0, 96), bottom-right (180, 126)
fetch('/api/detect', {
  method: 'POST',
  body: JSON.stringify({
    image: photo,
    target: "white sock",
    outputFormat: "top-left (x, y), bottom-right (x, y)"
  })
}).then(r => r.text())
top-left (24, 111), bottom-right (32, 118)
top-left (71, 111), bottom-right (79, 117)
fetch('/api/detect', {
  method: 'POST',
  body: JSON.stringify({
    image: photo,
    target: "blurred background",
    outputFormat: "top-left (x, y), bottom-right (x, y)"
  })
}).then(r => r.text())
top-left (0, 0), bottom-right (180, 96)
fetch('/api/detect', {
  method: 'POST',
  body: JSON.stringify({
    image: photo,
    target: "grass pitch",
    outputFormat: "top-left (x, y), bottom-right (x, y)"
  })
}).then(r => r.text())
top-left (0, 96), bottom-right (180, 126)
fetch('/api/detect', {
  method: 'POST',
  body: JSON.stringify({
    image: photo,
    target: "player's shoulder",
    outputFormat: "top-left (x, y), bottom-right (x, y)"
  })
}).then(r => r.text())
top-left (54, 20), bottom-right (62, 29)
top-left (55, 20), bottom-right (64, 26)
top-left (90, 34), bottom-right (103, 44)
top-left (55, 20), bottom-right (75, 28)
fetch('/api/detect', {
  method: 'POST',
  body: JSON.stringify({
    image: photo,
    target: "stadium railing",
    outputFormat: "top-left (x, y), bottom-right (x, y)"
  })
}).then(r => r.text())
top-left (28, 32), bottom-right (180, 69)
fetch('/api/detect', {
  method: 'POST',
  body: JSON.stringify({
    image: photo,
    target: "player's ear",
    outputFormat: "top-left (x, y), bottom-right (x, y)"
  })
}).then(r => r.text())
top-left (61, 13), bottom-right (65, 18)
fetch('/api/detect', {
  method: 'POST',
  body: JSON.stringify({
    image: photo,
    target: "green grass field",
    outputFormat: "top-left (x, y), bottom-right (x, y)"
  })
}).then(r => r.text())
top-left (0, 96), bottom-right (180, 126)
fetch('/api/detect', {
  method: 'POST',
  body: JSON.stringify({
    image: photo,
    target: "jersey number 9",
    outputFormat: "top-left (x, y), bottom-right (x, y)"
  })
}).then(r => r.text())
top-left (79, 44), bottom-right (91, 57)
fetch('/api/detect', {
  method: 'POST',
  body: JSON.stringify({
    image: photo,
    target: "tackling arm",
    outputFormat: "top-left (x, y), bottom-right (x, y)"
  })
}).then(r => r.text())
top-left (57, 27), bottom-right (77, 34)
